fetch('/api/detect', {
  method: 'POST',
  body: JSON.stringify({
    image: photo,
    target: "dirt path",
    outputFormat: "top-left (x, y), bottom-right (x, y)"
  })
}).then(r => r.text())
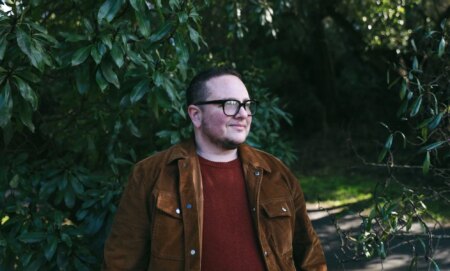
top-left (307, 203), bottom-right (450, 270)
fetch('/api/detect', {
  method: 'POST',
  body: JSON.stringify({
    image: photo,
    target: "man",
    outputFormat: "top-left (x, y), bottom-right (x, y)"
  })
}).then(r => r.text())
top-left (103, 68), bottom-right (327, 270)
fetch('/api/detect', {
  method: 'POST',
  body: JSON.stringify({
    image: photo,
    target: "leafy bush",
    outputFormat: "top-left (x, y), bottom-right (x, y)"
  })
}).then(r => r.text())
top-left (0, 0), bottom-right (296, 269)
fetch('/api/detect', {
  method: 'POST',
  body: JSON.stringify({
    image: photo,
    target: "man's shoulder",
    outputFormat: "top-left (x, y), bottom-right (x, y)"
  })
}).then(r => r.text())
top-left (135, 142), bottom-right (190, 169)
top-left (239, 143), bottom-right (288, 171)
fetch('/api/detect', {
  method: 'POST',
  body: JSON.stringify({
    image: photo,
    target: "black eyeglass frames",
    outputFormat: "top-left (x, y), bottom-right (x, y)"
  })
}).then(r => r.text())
top-left (194, 99), bottom-right (258, 116)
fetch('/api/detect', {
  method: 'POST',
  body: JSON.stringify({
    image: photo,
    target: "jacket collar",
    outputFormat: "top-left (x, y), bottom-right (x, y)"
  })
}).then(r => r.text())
top-left (167, 138), bottom-right (272, 173)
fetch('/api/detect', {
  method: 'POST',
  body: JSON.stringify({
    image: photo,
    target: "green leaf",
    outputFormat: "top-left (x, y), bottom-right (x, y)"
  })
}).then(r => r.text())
top-left (0, 35), bottom-right (7, 60)
top-left (64, 186), bottom-right (76, 208)
top-left (16, 27), bottom-right (33, 59)
top-left (127, 119), bottom-right (141, 137)
top-left (95, 69), bottom-right (108, 92)
top-left (129, 0), bottom-right (145, 11)
top-left (19, 103), bottom-right (35, 132)
top-left (98, 0), bottom-right (124, 23)
top-left (72, 46), bottom-right (91, 66)
top-left (110, 43), bottom-right (124, 68)
top-left (415, 117), bottom-right (433, 129)
top-left (75, 65), bottom-right (90, 94)
top-left (428, 112), bottom-right (443, 130)
top-left (91, 46), bottom-right (102, 64)
top-left (384, 134), bottom-right (393, 149)
top-left (101, 61), bottom-right (120, 88)
top-left (188, 25), bottom-right (200, 47)
top-left (409, 95), bottom-right (422, 117)
top-left (412, 56), bottom-right (418, 70)
top-left (149, 22), bottom-right (172, 43)
top-left (419, 141), bottom-right (446, 152)
top-left (136, 10), bottom-right (151, 37)
top-left (26, 256), bottom-right (45, 271)
top-left (45, 236), bottom-right (58, 260)
top-left (14, 76), bottom-right (38, 110)
top-left (130, 79), bottom-right (149, 104)
top-left (438, 37), bottom-right (446, 57)
top-left (422, 151), bottom-right (430, 175)
top-left (101, 35), bottom-right (113, 49)
top-left (0, 81), bottom-right (13, 128)
top-left (18, 232), bottom-right (46, 243)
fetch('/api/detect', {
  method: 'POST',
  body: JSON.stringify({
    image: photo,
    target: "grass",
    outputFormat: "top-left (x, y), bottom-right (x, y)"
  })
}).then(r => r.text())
top-left (299, 173), bottom-right (450, 223)
top-left (300, 174), bottom-right (375, 206)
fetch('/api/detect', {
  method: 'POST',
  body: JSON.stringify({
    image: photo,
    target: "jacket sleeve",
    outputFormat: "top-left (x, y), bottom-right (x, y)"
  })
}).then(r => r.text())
top-left (103, 163), bottom-right (154, 271)
top-left (289, 171), bottom-right (327, 271)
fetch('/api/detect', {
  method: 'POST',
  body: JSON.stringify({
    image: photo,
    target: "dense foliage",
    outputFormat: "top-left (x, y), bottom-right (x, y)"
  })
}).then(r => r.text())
top-left (0, 0), bottom-right (448, 270)
top-left (0, 0), bottom-right (294, 270)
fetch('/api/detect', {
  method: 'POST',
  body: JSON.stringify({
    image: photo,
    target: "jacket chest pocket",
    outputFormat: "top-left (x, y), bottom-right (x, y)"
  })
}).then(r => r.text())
top-left (261, 199), bottom-right (294, 255)
top-left (151, 192), bottom-right (184, 261)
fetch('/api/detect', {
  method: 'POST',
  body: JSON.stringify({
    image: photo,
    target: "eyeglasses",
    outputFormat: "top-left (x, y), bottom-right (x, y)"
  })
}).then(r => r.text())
top-left (194, 99), bottom-right (258, 117)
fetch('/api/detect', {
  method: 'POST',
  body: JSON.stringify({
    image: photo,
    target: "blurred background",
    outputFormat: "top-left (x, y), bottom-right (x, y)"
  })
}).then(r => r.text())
top-left (0, 0), bottom-right (449, 270)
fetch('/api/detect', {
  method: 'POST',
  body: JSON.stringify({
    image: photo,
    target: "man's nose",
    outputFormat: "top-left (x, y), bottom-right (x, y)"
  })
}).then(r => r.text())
top-left (234, 105), bottom-right (249, 118)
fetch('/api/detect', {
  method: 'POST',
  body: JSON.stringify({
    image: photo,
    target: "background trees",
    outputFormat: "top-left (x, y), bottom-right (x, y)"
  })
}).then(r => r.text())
top-left (0, 0), bottom-right (448, 269)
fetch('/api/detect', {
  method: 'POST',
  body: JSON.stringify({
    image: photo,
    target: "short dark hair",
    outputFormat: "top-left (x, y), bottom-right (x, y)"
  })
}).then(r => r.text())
top-left (186, 67), bottom-right (242, 106)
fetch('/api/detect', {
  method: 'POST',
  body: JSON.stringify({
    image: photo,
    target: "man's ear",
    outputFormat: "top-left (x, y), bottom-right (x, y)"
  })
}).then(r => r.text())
top-left (187, 105), bottom-right (202, 128)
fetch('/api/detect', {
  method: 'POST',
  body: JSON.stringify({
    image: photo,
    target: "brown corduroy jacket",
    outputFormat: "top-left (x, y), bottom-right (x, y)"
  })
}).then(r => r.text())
top-left (103, 139), bottom-right (327, 271)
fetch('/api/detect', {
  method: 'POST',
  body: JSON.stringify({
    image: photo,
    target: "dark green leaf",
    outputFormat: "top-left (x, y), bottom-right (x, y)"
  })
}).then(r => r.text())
top-left (384, 134), bottom-right (393, 149)
top-left (110, 43), bottom-right (124, 68)
top-left (18, 232), bottom-right (46, 243)
top-left (72, 46), bottom-right (91, 66)
top-left (416, 117), bottom-right (433, 129)
top-left (25, 256), bottom-right (45, 271)
top-left (412, 56), bottom-right (418, 70)
top-left (18, 70), bottom-right (40, 83)
top-left (101, 35), bottom-right (113, 49)
top-left (64, 186), bottom-right (76, 208)
top-left (45, 236), bottom-right (58, 260)
top-left (130, 79), bottom-right (149, 104)
top-left (75, 65), bottom-right (90, 94)
top-left (438, 37), bottom-right (445, 57)
top-left (98, 0), bottom-right (124, 23)
top-left (19, 103), bottom-right (35, 132)
top-left (422, 151), bottom-right (430, 175)
top-left (127, 119), bottom-right (141, 137)
top-left (188, 25), bottom-right (200, 47)
top-left (0, 36), bottom-right (7, 60)
top-left (96, 69), bottom-right (108, 92)
top-left (409, 95), bottom-right (422, 117)
top-left (101, 61), bottom-right (120, 88)
top-left (129, 0), bottom-right (145, 11)
top-left (136, 10), bottom-right (151, 37)
top-left (91, 46), bottom-right (102, 64)
top-left (14, 76), bottom-right (38, 110)
top-left (0, 81), bottom-right (13, 128)
top-left (16, 27), bottom-right (33, 59)
top-left (149, 22), bottom-right (172, 43)
top-left (419, 141), bottom-right (446, 152)
top-left (428, 112), bottom-right (443, 130)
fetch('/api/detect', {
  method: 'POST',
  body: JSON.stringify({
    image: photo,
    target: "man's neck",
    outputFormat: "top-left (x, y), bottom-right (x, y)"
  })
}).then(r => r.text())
top-left (196, 148), bottom-right (238, 162)
top-left (195, 139), bottom-right (238, 162)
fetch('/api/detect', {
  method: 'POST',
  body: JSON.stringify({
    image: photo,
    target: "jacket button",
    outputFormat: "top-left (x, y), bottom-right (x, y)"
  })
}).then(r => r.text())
top-left (282, 207), bottom-right (287, 212)
top-left (252, 207), bottom-right (256, 212)
top-left (176, 208), bottom-right (181, 214)
top-left (190, 249), bottom-right (196, 255)
top-left (254, 170), bottom-right (261, 176)
top-left (264, 251), bottom-right (268, 257)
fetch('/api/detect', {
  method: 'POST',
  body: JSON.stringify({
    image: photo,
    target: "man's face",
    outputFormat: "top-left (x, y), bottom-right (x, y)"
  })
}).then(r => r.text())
top-left (197, 75), bottom-right (252, 150)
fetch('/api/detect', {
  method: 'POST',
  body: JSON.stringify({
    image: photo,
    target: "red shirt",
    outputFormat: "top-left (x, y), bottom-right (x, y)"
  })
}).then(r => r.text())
top-left (199, 155), bottom-right (266, 271)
